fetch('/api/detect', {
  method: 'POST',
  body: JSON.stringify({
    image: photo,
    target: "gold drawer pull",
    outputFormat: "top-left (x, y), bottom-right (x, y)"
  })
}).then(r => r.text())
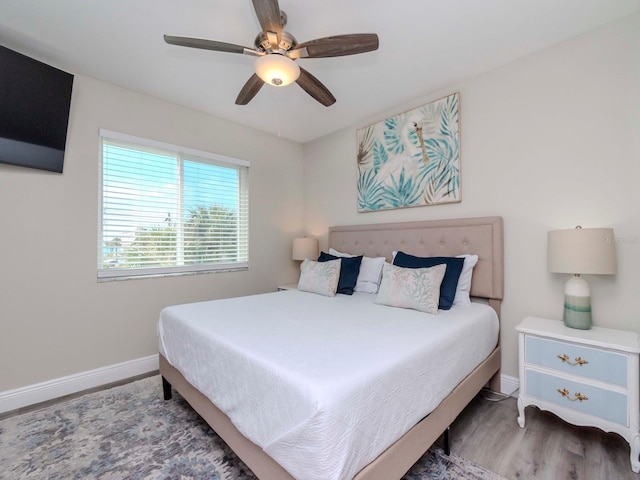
top-left (557, 388), bottom-right (589, 402)
top-left (557, 354), bottom-right (589, 366)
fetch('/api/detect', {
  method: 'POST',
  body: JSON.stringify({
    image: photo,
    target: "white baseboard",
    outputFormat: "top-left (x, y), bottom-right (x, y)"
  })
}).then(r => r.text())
top-left (0, 354), bottom-right (159, 414)
top-left (499, 374), bottom-right (519, 396)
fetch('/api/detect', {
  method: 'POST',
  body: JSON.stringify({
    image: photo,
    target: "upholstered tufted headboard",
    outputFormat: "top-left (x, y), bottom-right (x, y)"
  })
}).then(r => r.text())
top-left (328, 216), bottom-right (504, 315)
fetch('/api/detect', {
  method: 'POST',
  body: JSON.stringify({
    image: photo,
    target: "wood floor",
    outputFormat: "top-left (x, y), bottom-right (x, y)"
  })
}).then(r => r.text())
top-left (449, 391), bottom-right (639, 480)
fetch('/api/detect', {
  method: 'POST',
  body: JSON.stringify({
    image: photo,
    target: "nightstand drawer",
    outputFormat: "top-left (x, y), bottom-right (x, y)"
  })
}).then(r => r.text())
top-left (525, 336), bottom-right (627, 387)
top-left (525, 369), bottom-right (628, 426)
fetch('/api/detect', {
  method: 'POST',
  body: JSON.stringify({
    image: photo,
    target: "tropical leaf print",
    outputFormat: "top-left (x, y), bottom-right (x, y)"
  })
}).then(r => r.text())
top-left (439, 94), bottom-right (459, 139)
top-left (423, 179), bottom-right (437, 205)
top-left (356, 125), bottom-right (375, 167)
top-left (381, 167), bottom-right (423, 207)
top-left (372, 140), bottom-right (388, 173)
top-left (423, 165), bottom-right (459, 204)
top-left (417, 104), bottom-right (441, 138)
top-left (383, 117), bottom-right (404, 155)
top-left (357, 168), bottom-right (385, 211)
top-left (425, 138), bottom-right (454, 165)
top-left (425, 136), bottom-right (460, 199)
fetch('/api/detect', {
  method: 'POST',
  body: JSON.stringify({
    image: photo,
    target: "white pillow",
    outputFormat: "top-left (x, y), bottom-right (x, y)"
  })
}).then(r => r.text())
top-left (453, 254), bottom-right (478, 306)
top-left (297, 259), bottom-right (341, 297)
top-left (375, 263), bottom-right (446, 314)
top-left (329, 248), bottom-right (385, 293)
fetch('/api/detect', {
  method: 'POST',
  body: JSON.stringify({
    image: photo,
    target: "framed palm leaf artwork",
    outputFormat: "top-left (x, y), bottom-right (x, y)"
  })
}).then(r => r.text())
top-left (356, 92), bottom-right (460, 212)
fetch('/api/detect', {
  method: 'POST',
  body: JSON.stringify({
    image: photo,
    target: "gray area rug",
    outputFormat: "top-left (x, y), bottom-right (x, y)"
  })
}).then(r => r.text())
top-left (0, 375), bottom-right (506, 480)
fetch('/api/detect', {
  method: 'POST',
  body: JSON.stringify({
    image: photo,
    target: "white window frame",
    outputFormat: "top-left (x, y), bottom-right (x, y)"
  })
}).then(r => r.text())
top-left (98, 129), bottom-right (249, 281)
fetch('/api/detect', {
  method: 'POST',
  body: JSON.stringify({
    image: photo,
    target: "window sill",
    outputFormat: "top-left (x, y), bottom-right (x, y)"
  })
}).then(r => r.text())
top-left (97, 265), bottom-right (248, 282)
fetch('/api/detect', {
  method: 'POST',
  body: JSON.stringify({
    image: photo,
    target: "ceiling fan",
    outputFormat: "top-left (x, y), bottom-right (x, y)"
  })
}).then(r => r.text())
top-left (164, 0), bottom-right (379, 107)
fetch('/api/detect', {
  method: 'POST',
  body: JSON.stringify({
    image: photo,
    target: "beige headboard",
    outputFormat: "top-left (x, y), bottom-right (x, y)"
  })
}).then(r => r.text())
top-left (328, 216), bottom-right (504, 314)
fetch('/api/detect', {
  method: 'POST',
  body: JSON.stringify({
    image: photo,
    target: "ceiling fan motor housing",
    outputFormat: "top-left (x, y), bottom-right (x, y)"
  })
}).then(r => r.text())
top-left (255, 30), bottom-right (297, 54)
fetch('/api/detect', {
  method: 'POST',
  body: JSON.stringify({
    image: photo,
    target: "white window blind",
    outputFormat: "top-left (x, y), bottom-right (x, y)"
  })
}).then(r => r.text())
top-left (98, 130), bottom-right (249, 280)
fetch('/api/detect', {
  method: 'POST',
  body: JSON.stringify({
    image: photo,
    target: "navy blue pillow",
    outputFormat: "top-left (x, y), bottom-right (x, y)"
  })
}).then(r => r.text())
top-left (317, 252), bottom-right (363, 295)
top-left (392, 252), bottom-right (464, 310)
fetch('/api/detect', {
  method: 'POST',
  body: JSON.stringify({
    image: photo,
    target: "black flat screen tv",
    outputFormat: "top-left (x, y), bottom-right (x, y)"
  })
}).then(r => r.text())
top-left (0, 45), bottom-right (74, 173)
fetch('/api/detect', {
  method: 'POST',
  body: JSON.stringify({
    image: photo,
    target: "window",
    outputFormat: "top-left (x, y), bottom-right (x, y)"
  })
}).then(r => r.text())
top-left (98, 130), bottom-right (249, 280)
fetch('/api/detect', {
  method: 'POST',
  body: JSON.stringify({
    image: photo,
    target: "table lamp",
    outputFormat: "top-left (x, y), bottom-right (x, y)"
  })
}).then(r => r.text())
top-left (292, 237), bottom-right (318, 262)
top-left (547, 226), bottom-right (616, 329)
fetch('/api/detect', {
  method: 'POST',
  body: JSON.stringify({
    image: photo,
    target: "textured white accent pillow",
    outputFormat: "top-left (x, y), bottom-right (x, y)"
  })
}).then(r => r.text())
top-left (375, 263), bottom-right (446, 314)
top-left (391, 251), bottom-right (478, 307)
top-left (297, 259), bottom-right (341, 297)
top-left (453, 254), bottom-right (478, 306)
top-left (329, 248), bottom-right (385, 294)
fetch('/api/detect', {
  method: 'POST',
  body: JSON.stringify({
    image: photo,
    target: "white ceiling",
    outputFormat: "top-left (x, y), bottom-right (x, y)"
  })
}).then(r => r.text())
top-left (1, 0), bottom-right (639, 144)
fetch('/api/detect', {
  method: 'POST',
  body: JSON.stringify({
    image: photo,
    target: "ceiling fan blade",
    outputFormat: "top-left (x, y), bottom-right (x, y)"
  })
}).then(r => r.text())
top-left (252, 0), bottom-right (282, 48)
top-left (235, 74), bottom-right (265, 105)
top-left (164, 35), bottom-right (251, 54)
top-left (296, 67), bottom-right (336, 107)
top-left (292, 34), bottom-right (379, 58)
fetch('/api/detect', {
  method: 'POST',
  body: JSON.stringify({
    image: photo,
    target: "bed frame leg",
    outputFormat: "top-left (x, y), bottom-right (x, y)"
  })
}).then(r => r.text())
top-left (162, 376), bottom-right (172, 400)
top-left (443, 426), bottom-right (451, 456)
top-left (489, 369), bottom-right (501, 393)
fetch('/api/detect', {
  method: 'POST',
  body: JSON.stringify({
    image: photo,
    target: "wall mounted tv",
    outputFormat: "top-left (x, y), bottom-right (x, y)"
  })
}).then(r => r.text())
top-left (0, 44), bottom-right (74, 173)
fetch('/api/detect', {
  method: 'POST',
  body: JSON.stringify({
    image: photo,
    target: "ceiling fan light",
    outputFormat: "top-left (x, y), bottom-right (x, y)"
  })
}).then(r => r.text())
top-left (254, 54), bottom-right (300, 87)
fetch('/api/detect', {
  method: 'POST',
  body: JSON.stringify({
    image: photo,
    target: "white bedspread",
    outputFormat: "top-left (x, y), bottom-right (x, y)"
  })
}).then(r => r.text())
top-left (158, 290), bottom-right (498, 480)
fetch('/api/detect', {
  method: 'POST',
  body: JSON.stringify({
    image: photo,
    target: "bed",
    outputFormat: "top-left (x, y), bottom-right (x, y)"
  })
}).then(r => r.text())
top-left (159, 216), bottom-right (504, 480)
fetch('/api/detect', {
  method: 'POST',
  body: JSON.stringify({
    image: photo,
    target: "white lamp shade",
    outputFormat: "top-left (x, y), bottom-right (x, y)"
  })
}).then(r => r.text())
top-left (292, 237), bottom-right (318, 261)
top-left (254, 54), bottom-right (300, 87)
top-left (547, 227), bottom-right (616, 275)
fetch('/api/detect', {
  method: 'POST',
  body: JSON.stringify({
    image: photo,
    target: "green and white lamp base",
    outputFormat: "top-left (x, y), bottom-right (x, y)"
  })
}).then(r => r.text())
top-left (563, 275), bottom-right (592, 330)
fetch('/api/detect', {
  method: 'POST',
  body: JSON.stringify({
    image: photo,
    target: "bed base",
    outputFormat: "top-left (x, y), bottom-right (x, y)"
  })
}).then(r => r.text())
top-left (160, 216), bottom-right (504, 479)
top-left (160, 346), bottom-right (500, 480)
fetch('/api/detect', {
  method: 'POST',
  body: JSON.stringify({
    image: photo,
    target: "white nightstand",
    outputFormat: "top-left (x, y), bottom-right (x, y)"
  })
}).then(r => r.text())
top-left (277, 283), bottom-right (298, 291)
top-left (516, 316), bottom-right (640, 472)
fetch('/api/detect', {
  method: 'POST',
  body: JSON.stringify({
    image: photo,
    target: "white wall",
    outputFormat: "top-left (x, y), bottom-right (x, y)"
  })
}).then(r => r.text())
top-left (303, 13), bottom-right (640, 378)
top-left (0, 75), bottom-right (304, 391)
